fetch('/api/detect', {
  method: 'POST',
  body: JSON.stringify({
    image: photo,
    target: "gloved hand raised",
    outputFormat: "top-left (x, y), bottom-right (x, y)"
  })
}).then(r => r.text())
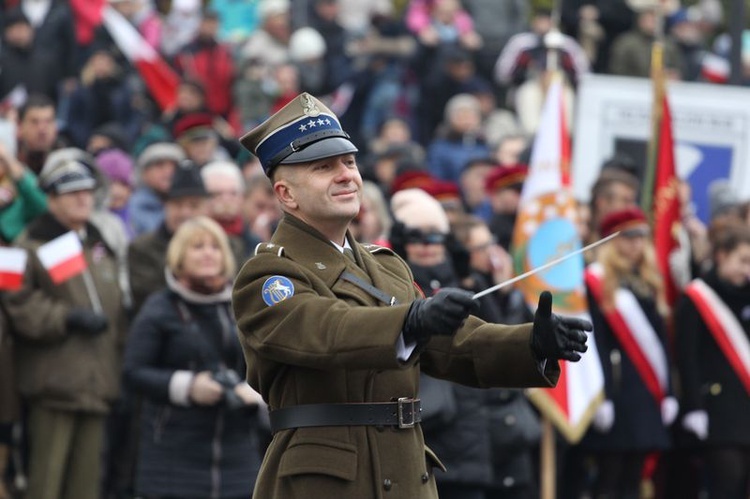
top-left (531, 291), bottom-right (591, 361)
top-left (66, 307), bottom-right (109, 335)
top-left (403, 288), bottom-right (479, 345)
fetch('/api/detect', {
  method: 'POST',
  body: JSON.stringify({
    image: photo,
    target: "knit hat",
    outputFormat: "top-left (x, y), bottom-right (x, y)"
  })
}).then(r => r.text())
top-left (708, 178), bottom-right (740, 219)
top-left (167, 162), bottom-right (209, 200)
top-left (96, 149), bottom-right (135, 187)
top-left (259, 0), bottom-right (290, 20)
top-left (390, 188), bottom-right (450, 234)
top-left (137, 142), bottom-right (186, 171)
top-left (599, 207), bottom-right (649, 238)
top-left (289, 27), bottom-right (326, 62)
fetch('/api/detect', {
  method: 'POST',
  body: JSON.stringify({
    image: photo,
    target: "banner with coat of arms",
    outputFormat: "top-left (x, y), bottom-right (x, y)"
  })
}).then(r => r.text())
top-left (511, 75), bottom-right (604, 443)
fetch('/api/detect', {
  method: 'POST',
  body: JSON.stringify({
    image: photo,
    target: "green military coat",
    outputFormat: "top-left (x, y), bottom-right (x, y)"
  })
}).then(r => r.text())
top-left (3, 212), bottom-right (125, 414)
top-left (232, 215), bottom-right (559, 499)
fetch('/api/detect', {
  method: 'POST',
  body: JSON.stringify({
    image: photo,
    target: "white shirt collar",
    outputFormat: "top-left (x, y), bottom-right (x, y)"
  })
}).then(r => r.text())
top-left (331, 238), bottom-right (353, 253)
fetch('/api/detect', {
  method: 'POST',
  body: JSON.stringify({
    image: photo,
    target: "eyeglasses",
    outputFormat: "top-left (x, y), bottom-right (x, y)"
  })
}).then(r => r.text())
top-left (467, 237), bottom-right (497, 252)
top-left (404, 229), bottom-right (446, 245)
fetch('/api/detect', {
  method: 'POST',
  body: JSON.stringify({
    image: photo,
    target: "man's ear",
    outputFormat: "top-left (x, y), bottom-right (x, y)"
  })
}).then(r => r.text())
top-left (274, 179), bottom-right (298, 210)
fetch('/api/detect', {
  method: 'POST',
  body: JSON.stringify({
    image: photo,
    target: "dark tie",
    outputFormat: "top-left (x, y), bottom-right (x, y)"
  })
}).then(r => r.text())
top-left (343, 247), bottom-right (357, 265)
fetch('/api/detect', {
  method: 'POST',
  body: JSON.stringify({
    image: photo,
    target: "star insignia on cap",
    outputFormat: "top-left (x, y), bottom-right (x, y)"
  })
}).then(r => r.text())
top-left (299, 124), bottom-right (308, 132)
top-left (317, 119), bottom-right (325, 126)
top-left (307, 120), bottom-right (317, 128)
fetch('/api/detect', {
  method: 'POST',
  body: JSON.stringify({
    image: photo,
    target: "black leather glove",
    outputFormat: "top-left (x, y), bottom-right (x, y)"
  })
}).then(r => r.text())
top-left (403, 288), bottom-right (479, 345)
top-left (65, 308), bottom-right (109, 335)
top-left (531, 291), bottom-right (591, 361)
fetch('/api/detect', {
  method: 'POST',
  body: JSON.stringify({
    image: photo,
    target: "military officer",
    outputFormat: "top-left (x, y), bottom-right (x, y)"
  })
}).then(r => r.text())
top-left (232, 92), bottom-right (591, 499)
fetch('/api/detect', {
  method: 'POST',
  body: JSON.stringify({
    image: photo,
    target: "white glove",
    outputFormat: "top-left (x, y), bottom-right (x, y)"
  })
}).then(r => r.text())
top-left (661, 396), bottom-right (679, 426)
top-left (682, 410), bottom-right (708, 440)
top-left (592, 399), bottom-right (615, 433)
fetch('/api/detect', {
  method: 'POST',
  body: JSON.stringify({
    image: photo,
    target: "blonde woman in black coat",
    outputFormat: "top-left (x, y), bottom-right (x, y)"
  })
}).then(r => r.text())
top-left (124, 216), bottom-right (264, 499)
top-left (583, 207), bottom-right (678, 499)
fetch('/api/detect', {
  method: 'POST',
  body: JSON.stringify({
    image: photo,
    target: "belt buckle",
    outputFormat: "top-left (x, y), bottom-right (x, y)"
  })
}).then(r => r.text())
top-left (397, 397), bottom-right (416, 429)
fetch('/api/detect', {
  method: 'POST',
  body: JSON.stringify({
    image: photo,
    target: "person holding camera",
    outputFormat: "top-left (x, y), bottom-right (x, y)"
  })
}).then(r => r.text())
top-left (123, 216), bottom-right (265, 499)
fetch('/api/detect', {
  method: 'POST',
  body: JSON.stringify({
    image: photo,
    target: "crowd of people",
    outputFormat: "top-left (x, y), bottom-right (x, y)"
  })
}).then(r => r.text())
top-left (0, 0), bottom-right (748, 498)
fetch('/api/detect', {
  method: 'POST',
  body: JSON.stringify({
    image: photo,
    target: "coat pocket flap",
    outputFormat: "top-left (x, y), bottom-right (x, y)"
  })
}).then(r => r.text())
top-left (279, 437), bottom-right (358, 481)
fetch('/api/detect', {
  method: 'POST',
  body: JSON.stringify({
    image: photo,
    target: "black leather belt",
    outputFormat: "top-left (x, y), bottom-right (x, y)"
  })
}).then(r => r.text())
top-left (269, 398), bottom-right (421, 433)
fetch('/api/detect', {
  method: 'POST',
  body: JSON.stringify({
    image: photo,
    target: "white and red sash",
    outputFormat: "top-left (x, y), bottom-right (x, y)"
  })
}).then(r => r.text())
top-left (684, 279), bottom-right (750, 396)
top-left (585, 264), bottom-right (668, 402)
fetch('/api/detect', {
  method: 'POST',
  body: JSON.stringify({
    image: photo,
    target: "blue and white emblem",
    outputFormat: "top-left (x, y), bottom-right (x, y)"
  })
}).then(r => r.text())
top-left (262, 276), bottom-right (295, 306)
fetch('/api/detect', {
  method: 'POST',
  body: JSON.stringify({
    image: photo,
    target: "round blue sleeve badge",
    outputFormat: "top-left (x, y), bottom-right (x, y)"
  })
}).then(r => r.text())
top-left (262, 276), bottom-right (295, 306)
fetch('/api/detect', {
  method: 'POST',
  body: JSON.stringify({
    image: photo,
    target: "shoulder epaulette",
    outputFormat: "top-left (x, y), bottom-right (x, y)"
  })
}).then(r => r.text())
top-left (361, 244), bottom-right (395, 255)
top-left (254, 242), bottom-right (285, 257)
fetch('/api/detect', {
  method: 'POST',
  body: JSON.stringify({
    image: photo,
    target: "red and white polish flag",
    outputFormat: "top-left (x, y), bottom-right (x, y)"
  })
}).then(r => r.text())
top-left (101, 5), bottom-right (179, 112)
top-left (0, 247), bottom-right (27, 291)
top-left (37, 232), bottom-right (87, 285)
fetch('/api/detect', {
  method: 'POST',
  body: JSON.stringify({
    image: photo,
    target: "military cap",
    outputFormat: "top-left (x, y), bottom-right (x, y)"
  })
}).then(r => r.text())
top-left (239, 92), bottom-right (358, 176)
top-left (599, 207), bottom-right (649, 238)
top-left (485, 165), bottom-right (528, 193)
top-left (39, 159), bottom-right (97, 195)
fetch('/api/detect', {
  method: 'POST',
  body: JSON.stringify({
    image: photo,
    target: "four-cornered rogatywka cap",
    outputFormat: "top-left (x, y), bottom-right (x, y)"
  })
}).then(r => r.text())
top-left (239, 92), bottom-right (358, 176)
top-left (39, 159), bottom-right (97, 195)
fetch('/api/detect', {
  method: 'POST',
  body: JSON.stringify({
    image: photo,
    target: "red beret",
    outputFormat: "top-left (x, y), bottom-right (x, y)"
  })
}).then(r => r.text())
top-left (599, 207), bottom-right (649, 238)
top-left (422, 179), bottom-right (461, 203)
top-left (390, 170), bottom-right (434, 196)
top-left (172, 112), bottom-right (215, 141)
top-left (485, 165), bottom-right (528, 193)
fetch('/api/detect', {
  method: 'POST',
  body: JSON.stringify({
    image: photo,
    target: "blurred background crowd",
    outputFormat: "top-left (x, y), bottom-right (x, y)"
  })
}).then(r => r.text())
top-left (0, 0), bottom-right (749, 498)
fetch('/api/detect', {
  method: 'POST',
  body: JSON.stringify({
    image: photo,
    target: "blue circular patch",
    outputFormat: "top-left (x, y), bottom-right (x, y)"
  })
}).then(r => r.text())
top-left (527, 218), bottom-right (583, 291)
top-left (262, 276), bottom-right (295, 306)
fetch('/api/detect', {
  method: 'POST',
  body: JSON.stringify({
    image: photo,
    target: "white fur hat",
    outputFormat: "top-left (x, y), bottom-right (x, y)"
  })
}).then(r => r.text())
top-left (390, 188), bottom-right (450, 234)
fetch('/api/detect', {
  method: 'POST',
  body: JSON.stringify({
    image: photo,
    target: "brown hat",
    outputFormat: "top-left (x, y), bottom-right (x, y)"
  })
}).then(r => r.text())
top-left (239, 92), bottom-right (357, 176)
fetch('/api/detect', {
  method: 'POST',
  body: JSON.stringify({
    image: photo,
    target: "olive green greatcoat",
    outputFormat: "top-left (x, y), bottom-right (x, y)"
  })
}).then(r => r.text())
top-left (232, 215), bottom-right (559, 499)
top-left (3, 213), bottom-right (126, 414)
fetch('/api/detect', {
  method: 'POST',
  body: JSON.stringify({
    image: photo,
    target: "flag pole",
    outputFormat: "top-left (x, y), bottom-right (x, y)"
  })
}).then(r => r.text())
top-left (539, 3), bottom-right (564, 497)
top-left (642, 0), bottom-right (666, 216)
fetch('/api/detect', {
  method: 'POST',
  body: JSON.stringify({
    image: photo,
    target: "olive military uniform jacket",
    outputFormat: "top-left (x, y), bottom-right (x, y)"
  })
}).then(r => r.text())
top-left (128, 222), bottom-right (171, 314)
top-left (3, 212), bottom-right (125, 414)
top-left (232, 215), bottom-right (559, 499)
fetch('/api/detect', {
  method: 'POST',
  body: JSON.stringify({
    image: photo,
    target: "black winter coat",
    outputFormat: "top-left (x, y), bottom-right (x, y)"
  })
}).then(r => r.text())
top-left (411, 262), bottom-right (493, 487)
top-left (582, 280), bottom-right (672, 451)
top-left (675, 270), bottom-right (750, 446)
top-left (123, 278), bottom-right (262, 498)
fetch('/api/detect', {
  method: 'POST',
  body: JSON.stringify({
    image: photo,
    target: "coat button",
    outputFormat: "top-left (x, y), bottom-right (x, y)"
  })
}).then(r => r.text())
top-left (421, 472), bottom-right (430, 483)
top-left (503, 476), bottom-right (515, 487)
top-left (710, 383), bottom-right (722, 395)
top-left (383, 478), bottom-right (392, 491)
top-left (504, 414), bottom-right (516, 426)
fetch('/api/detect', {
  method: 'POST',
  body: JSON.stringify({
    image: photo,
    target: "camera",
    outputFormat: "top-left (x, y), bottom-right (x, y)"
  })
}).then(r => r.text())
top-left (212, 369), bottom-right (245, 410)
